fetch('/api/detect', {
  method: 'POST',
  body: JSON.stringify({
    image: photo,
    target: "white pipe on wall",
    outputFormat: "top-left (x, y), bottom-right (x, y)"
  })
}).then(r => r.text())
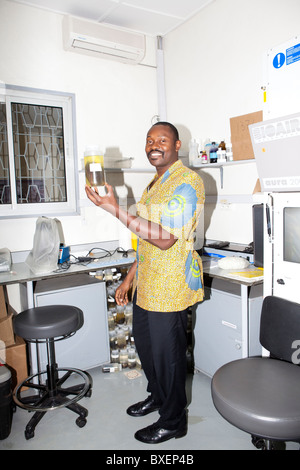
top-left (156, 36), bottom-right (167, 121)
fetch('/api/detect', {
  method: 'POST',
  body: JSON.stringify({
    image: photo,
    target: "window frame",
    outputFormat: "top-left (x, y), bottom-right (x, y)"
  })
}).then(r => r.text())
top-left (0, 84), bottom-right (79, 218)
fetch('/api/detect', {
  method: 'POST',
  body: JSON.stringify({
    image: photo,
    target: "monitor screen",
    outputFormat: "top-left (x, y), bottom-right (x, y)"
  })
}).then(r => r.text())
top-left (284, 207), bottom-right (300, 263)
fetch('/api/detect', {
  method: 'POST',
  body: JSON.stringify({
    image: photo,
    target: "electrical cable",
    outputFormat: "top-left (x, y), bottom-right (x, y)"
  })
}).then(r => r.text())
top-left (54, 246), bottom-right (135, 273)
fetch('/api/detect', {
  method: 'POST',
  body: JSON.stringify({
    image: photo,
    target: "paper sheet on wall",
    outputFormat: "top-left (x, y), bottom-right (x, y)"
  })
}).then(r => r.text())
top-left (230, 111), bottom-right (263, 160)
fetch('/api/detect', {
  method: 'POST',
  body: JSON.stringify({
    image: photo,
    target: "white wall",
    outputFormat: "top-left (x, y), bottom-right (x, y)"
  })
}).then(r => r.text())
top-left (163, 0), bottom-right (300, 244)
top-left (1, 0), bottom-right (300, 252)
top-left (0, 0), bottom-right (157, 252)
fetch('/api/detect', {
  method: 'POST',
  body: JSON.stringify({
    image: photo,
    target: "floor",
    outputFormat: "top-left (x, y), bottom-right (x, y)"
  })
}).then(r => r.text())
top-left (0, 367), bottom-right (298, 451)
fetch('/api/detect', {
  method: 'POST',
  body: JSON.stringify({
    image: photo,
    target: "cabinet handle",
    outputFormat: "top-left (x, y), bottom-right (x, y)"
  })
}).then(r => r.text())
top-left (222, 320), bottom-right (237, 330)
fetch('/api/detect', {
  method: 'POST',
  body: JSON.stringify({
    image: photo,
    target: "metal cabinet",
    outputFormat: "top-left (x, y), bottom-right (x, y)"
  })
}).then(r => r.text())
top-left (33, 274), bottom-right (109, 373)
top-left (193, 277), bottom-right (263, 377)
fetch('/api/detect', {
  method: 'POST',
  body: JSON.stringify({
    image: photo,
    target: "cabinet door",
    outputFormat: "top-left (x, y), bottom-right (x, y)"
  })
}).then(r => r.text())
top-left (194, 286), bottom-right (243, 377)
top-left (35, 282), bottom-right (109, 371)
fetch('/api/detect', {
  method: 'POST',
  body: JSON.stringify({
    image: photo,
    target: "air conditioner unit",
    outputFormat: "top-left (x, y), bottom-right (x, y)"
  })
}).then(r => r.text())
top-left (62, 16), bottom-right (145, 65)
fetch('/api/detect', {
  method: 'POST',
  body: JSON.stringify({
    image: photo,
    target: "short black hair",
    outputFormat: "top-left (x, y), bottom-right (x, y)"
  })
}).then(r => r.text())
top-left (152, 121), bottom-right (179, 142)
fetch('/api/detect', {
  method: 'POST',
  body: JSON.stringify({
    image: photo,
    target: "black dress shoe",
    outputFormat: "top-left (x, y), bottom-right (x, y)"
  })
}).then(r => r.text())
top-left (127, 396), bottom-right (161, 417)
top-left (134, 421), bottom-right (187, 444)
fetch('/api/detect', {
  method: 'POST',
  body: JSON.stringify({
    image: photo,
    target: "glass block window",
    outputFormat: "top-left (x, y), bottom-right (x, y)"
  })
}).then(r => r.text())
top-left (0, 86), bottom-right (78, 218)
top-left (0, 103), bottom-right (11, 204)
top-left (12, 103), bottom-right (67, 204)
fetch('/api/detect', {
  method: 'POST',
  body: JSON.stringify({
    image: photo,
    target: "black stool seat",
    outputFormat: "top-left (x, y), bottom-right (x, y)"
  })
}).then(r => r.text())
top-left (13, 304), bottom-right (92, 440)
top-left (14, 305), bottom-right (83, 340)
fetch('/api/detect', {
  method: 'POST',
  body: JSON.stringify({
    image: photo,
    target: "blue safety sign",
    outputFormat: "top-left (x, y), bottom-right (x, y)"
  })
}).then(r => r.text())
top-left (273, 52), bottom-right (285, 68)
top-left (286, 42), bottom-right (300, 65)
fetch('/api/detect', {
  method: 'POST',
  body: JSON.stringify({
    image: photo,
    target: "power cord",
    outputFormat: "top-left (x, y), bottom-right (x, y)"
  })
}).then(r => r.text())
top-left (54, 246), bottom-right (135, 273)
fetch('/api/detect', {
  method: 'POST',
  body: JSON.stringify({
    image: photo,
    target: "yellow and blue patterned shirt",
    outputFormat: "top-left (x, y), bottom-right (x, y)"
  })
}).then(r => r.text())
top-left (134, 159), bottom-right (205, 312)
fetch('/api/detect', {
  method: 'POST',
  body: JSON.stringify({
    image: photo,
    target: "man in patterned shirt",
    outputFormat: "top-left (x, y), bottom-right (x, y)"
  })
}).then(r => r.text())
top-left (85, 122), bottom-right (205, 444)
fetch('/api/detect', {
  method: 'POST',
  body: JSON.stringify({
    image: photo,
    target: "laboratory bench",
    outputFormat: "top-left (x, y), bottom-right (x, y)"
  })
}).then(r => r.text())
top-left (0, 247), bottom-right (263, 379)
top-left (1, 250), bottom-right (135, 307)
top-left (0, 249), bottom-right (136, 376)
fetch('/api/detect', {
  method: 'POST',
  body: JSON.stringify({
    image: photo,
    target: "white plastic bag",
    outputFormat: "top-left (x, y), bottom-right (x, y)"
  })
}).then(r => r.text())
top-left (0, 248), bottom-right (12, 272)
top-left (26, 217), bottom-right (61, 274)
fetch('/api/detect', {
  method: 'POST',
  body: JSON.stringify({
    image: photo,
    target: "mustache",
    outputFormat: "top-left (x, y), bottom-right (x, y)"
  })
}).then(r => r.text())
top-left (147, 150), bottom-right (164, 158)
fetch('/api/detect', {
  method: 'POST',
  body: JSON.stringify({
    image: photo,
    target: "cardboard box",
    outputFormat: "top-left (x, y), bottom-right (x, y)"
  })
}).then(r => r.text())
top-left (253, 178), bottom-right (262, 194)
top-left (5, 336), bottom-right (28, 390)
top-left (0, 286), bottom-right (7, 319)
top-left (0, 313), bottom-right (15, 347)
top-left (230, 110), bottom-right (263, 161)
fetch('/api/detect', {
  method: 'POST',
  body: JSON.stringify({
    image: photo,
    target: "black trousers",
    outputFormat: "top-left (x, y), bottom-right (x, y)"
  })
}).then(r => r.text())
top-left (132, 292), bottom-right (188, 430)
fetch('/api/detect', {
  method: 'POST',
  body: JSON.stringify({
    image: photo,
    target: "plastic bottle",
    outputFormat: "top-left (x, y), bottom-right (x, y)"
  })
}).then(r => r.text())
top-left (84, 145), bottom-right (105, 187)
top-left (95, 270), bottom-right (104, 281)
top-left (209, 142), bottom-right (219, 163)
top-left (116, 305), bottom-right (125, 325)
top-left (128, 348), bottom-right (137, 369)
top-left (102, 363), bottom-right (122, 373)
top-left (218, 140), bottom-right (226, 151)
top-left (226, 142), bottom-right (233, 161)
top-left (124, 303), bottom-right (133, 326)
top-left (122, 324), bottom-right (130, 343)
top-left (119, 348), bottom-right (128, 368)
top-left (188, 139), bottom-right (199, 166)
top-left (116, 327), bottom-right (127, 349)
top-left (204, 139), bottom-right (212, 163)
top-left (107, 286), bottom-right (116, 309)
top-left (109, 329), bottom-right (117, 349)
top-left (217, 140), bottom-right (227, 162)
top-left (107, 311), bottom-right (115, 330)
top-left (111, 349), bottom-right (120, 363)
top-left (105, 269), bottom-right (113, 287)
top-left (201, 151), bottom-right (208, 164)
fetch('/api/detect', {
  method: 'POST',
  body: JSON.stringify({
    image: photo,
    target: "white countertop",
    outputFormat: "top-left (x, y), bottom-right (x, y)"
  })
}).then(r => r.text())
top-left (202, 256), bottom-right (263, 286)
top-left (0, 251), bottom-right (136, 286)
top-left (0, 253), bottom-right (263, 288)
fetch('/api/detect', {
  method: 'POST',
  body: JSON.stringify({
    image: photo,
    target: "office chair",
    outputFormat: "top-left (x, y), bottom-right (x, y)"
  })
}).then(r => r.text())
top-left (13, 305), bottom-right (92, 440)
top-left (211, 295), bottom-right (300, 450)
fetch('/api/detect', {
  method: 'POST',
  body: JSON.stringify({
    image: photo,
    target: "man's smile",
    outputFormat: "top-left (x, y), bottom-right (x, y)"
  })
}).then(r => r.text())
top-left (148, 150), bottom-right (164, 159)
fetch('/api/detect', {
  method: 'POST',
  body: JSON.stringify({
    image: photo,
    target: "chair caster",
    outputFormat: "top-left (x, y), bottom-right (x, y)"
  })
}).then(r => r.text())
top-left (76, 417), bottom-right (87, 428)
top-left (251, 435), bottom-right (265, 449)
top-left (251, 435), bottom-right (286, 450)
top-left (25, 429), bottom-right (35, 440)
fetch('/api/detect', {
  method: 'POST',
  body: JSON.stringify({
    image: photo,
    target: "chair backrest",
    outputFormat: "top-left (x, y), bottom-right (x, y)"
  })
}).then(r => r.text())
top-left (260, 295), bottom-right (300, 363)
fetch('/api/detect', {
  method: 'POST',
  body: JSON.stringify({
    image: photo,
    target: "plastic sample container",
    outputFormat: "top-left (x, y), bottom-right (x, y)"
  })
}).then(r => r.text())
top-left (84, 146), bottom-right (105, 187)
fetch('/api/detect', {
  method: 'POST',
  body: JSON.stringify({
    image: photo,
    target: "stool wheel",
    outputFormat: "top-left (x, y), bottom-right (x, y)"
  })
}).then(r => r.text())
top-left (76, 417), bottom-right (87, 428)
top-left (251, 435), bottom-right (286, 451)
top-left (25, 429), bottom-right (35, 440)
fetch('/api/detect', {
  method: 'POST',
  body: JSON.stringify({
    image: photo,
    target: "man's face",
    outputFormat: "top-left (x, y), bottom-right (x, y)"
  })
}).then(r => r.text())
top-left (145, 125), bottom-right (181, 172)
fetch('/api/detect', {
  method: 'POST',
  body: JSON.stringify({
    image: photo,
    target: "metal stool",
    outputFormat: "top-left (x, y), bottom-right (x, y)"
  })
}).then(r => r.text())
top-left (13, 305), bottom-right (92, 440)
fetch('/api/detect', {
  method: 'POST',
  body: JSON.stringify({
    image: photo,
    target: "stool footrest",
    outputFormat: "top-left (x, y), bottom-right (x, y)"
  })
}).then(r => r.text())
top-left (14, 368), bottom-right (92, 412)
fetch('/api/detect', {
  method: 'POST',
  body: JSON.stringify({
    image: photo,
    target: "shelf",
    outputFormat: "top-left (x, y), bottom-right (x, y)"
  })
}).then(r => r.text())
top-left (192, 159), bottom-right (255, 188)
top-left (191, 159), bottom-right (255, 169)
top-left (81, 159), bottom-right (256, 188)
top-left (104, 167), bottom-right (155, 173)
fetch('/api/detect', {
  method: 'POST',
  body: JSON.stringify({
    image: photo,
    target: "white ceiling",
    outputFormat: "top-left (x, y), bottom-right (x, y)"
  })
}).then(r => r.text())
top-left (8, 0), bottom-right (214, 36)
